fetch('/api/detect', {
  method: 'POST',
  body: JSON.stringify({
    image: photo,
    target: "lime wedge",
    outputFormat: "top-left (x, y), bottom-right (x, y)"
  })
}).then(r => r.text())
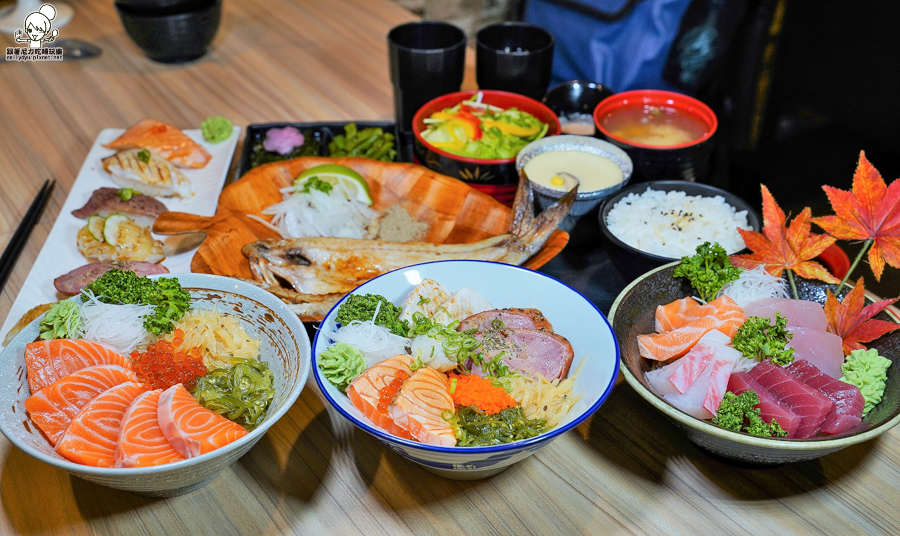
top-left (87, 215), bottom-right (106, 242)
top-left (294, 164), bottom-right (372, 205)
top-left (102, 214), bottom-right (130, 246)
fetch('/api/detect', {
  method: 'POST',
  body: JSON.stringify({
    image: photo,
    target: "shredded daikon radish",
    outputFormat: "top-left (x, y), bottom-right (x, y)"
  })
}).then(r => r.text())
top-left (80, 290), bottom-right (153, 354)
top-left (261, 184), bottom-right (378, 239)
top-left (717, 265), bottom-right (789, 308)
top-left (330, 320), bottom-right (410, 369)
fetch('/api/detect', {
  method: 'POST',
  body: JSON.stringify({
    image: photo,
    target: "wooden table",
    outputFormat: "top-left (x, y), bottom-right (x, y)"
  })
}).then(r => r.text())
top-left (1, 1), bottom-right (899, 534)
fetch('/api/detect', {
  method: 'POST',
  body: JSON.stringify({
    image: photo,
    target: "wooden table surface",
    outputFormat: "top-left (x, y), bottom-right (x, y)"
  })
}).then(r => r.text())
top-left (1, 1), bottom-right (899, 535)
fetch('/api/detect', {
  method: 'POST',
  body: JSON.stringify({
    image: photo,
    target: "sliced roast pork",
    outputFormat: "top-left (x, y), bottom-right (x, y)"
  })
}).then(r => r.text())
top-left (72, 187), bottom-right (168, 229)
top-left (469, 328), bottom-right (573, 380)
top-left (748, 361), bottom-right (834, 438)
top-left (743, 298), bottom-right (827, 330)
top-left (54, 261), bottom-right (170, 295)
top-left (458, 308), bottom-right (553, 332)
top-left (786, 327), bottom-right (844, 379)
top-left (727, 372), bottom-right (801, 437)
top-left (784, 359), bottom-right (864, 435)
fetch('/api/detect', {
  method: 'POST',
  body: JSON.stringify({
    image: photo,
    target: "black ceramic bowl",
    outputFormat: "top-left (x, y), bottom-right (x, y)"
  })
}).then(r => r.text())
top-left (542, 80), bottom-right (614, 135)
top-left (114, 0), bottom-right (209, 15)
top-left (115, 0), bottom-right (221, 63)
top-left (593, 90), bottom-right (718, 183)
top-left (412, 90), bottom-right (560, 206)
top-left (598, 181), bottom-right (760, 281)
top-left (609, 265), bottom-right (900, 464)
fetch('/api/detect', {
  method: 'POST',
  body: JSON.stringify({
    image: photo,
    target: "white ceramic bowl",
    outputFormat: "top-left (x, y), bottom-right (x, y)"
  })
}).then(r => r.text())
top-left (312, 260), bottom-right (619, 479)
top-left (0, 274), bottom-right (311, 497)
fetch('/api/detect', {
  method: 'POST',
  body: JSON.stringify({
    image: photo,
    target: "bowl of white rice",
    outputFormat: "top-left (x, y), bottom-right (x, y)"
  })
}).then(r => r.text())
top-left (598, 181), bottom-right (760, 280)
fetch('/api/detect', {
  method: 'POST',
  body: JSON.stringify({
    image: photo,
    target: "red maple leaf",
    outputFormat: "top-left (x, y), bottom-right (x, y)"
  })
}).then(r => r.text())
top-left (731, 185), bottom-right (838, 284)
top-left (812, 151), bottom-right (900, 281)
top-left (824, 277), bottom-right (900, 355)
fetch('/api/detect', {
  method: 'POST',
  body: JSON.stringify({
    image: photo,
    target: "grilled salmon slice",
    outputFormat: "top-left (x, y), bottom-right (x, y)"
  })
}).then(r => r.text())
top-left (388, 367), bottom-right (456, 446)
top-left (25, 339), bottom-right (132, 394)
top-left (54, 382), bottom-right (146, 467)
top-left (116, 389), bottom-right (186, 467)
top-left (24, 364), bottom-right (139, 445)
top-left (157, 384), bottom-right (248, 458)
top-left (346, 354), bottom-right (414, 439)
top-left (105, 118), bottom-right (212, 169)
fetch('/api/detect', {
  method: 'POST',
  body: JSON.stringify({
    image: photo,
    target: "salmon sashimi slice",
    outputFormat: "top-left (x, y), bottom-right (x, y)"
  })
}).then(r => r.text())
top-left (54, 382), bottom-right (146, 467)
top-left (657, 295), bottom-right (744, 332)
top-left (24, 364), bottom-right (139, 445)
top-left (346, 354), bottom-right (414, 439)
top-left (105, 118), bottom-right (212, 169)
top-left (655, 297), bottom-right (700, 333)
top-left (638, 314), bottom-right (744, 361)
top-left (116, 389), bottom-right (186, 467)
top-left (25, 339), bottom-right (131, 394)
top-left (388, 368), bottom-right (456, 446)
top-left (157, 384), bottom-right (248, 458)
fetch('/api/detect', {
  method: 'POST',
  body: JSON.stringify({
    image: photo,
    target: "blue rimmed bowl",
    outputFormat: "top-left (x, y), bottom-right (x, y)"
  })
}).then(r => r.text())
top-left (312, 260), bottom-right (619, 479)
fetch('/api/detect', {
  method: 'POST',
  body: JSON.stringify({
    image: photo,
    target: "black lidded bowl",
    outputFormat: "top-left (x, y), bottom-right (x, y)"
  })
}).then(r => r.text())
top-left (542, 80), bottom-right (614, 132)
top-left (115, 0), bottom-right (222, 64)
top-left (598, 181), bottom-right (761, 282)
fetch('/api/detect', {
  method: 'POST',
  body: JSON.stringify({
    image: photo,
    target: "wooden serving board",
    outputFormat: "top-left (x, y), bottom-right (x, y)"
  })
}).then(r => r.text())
top-left (152, 156), bottom-right (568, 280)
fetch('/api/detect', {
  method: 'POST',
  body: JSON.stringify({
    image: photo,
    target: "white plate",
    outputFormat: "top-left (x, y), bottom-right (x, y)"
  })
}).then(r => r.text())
top-left (0, 126), bottom-right (241, 346)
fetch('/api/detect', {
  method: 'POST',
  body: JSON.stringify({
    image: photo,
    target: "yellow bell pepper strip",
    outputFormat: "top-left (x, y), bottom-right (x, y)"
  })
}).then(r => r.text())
top-left (482, 119), bottom-right (541, 138)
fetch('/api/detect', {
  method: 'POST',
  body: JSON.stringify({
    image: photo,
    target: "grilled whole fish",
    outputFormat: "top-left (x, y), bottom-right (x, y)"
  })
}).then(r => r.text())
top-left (243, 174), bottom-right (576, 301)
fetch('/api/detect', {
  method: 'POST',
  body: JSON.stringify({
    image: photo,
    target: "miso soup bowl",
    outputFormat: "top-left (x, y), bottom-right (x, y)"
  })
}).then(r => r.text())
top-left (0, 274), bottom-right (311, 497)
top-left (312, 260), bottom-right (619, 480)
top-left (593, 90), bottom-right (717, 183)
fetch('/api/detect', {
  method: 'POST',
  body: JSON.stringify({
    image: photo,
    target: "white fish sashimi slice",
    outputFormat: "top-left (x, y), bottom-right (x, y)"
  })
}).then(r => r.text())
top-left (399, 279), bottom-right (451, 323)
top-left (744, 298), bottom-right (828, 331)
top-left (663, 330), bottom-right (742, 419)
top-left (668, 344), bottom-right (716, 394)
top-left (702, 359), bottom-right (733, 416)
top-left (431, 287), bottom-right (493, 325)
top-left (644, 330), bottom-right (731, 398)
top-left (787, 326), bottom-right (844, 379)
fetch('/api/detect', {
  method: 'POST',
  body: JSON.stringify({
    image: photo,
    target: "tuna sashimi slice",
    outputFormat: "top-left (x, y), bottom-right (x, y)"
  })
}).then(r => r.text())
top-left (668, 344), bottom-right (716, 394)
top-left (638, 314), bottom-right (744, 361)
top-left (24, 364), bottom-right (139, 445)
top-left (786, 327), bottom-right (844, 379)
top-left (743, 298), bottom-right (828, 331)
top-left (388, 367), bottom-right (456, 446)
top-left (25, 339), bottom-right (131, 394)
top-left (346, 355), bottom-right (414, 439)
top-left (784, 359), bottom-right (864, 435)
top-left (157, 384), bottom-right (248, 458)
top-left (662, 331), bottom-right (742, 419)
top-left (54, 382), bottom-right (146, 467)
top-left (655, 297), bottom-right (700, 333)
top-left (116, 389), bottom-right (186, 467)
top-left (727, 372), bottom-right (801, 437)
top-left (748, 361), bottom-right (833, 438)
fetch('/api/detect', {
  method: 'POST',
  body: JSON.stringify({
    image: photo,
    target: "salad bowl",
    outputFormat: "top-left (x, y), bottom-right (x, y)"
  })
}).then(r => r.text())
top-left (609, 263), bottom-right (900, 465)
top-left (0, 274), bottom-right (311, 497)
top-left (312, 260), bottom-right (619, 479)
top-left (412, 90), bottom-right (560, 205)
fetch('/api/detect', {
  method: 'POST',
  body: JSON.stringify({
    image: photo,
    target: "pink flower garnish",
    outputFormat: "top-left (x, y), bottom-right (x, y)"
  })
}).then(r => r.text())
top-left (263, 126), bottom-right (305, 155)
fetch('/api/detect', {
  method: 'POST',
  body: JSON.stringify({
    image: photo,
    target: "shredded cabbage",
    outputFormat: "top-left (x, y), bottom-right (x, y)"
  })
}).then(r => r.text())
top-left (80, 290), bottom-right (153, 354)
top-left (330, 320), bottom-right (410, 369)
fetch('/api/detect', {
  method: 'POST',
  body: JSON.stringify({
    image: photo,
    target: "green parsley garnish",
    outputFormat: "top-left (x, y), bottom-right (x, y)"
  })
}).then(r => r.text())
top-left (713, 390), bottom-right (788, 437)
top-left (731, 313), bottom-right (795, 366)
top-left (673, 241), bottom-right (743, 303)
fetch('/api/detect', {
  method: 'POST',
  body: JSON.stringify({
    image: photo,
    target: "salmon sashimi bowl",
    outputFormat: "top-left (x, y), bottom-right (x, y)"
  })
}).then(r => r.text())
top-left (312, 260), bottom-right (619, 479)
top-left (0, 273), bottom-right (310, 496)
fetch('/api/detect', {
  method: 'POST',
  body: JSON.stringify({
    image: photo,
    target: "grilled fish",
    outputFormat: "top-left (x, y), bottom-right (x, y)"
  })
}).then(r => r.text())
top-left (243, 174), bottom-right (575, 305)
top-left (102, 149), bottom-right (193, 198)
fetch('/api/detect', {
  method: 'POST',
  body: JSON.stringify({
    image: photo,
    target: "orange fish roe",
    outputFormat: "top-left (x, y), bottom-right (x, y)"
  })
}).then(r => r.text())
top-left (448, 372), bottom-right (516, 415)
top-left (131, 329), bottom-right (207, 390)
top-left (376, 370), bottom-right (414, 440)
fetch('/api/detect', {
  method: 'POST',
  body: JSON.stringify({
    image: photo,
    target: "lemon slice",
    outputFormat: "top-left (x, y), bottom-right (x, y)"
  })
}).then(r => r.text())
top-left (102, 214), bottom-right (131, 246)
top-left (294, 164), bottom-right (372, 205)
top-left (87, 215), bottom-right (106, 242)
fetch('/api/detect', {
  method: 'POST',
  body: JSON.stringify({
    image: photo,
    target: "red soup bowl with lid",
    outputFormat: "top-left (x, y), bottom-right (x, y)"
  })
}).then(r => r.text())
top-left (413, 90), bottom-right (560, 206)
top-left (593, 90), bottom-right (717, 183)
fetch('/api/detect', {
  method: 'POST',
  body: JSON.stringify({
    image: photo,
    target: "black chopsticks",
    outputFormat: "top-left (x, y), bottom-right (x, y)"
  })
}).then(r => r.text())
top-left (0, 179), bottom-right (55, 293)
